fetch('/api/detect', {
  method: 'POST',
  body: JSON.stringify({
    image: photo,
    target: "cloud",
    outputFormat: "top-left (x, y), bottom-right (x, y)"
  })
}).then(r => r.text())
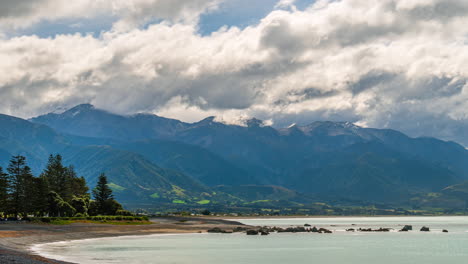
top-left (1, 0), bottom-right (468, 146)
top-left (0, 0), bottom-right (221, 31)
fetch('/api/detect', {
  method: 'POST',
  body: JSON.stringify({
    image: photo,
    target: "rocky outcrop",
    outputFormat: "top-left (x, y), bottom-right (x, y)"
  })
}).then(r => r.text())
top-left (207, 227), bottom-right (232, 233)
top-left (277, 227), bottom-right (307, 233)
top-left (358, 228), bottom-right (391, 232)
top-left (233, 227), bottom-right (249, 232)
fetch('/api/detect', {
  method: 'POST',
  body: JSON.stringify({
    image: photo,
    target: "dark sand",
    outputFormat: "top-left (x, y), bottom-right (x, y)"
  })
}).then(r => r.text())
top-left (0, 217), bottom-right (247, 264)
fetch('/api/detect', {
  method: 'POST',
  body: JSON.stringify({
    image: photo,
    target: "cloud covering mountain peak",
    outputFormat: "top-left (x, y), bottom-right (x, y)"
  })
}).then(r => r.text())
top-left (1, 0), bottom-right (468, 145)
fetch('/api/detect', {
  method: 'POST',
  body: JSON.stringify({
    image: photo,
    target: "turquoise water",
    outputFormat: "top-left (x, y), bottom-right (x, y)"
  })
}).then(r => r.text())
top-left (32, 216), bottom-right (468, 264)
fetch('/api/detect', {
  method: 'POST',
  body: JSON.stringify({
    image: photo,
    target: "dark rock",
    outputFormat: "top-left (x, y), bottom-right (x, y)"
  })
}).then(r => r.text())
top-left (346, 228), bottom-right (355, 232)
top-left (318, 228), bottom-right (332, 233)
top-left (403, 225), bottom-right (412, 231)
top-left (420, 226), bottom-right (430, 232)
top-left (207, 227), bottom-right (232, 233)
top-left (233, 227), bottom-right (248, 232)
top-left (260, 230), bottom-right (270, 236)
top-left (246, 230), bottom-right (259, 235)
top-left (311, 226), bottom-right (319, 233)
top-left (375, 228), bottom-right (391, 232)
top-left (208, 227), bottom-right (224, 233)
top-left (358, 227), bottom-right (390, 232)
top-left (400, 225), bottom-right (412, 232)
top-left (442, 229), bottom-right (448, 233)
top-left (283, 227), bottom-right (307, 233)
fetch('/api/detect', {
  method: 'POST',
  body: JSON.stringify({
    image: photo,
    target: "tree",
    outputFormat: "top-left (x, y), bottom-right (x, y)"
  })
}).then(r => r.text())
top-left (32, 176), bottom-right (50, 216)
top-left (47, 191), bottom-right (76, 217)
top-left (41, 156), bottom-right (89, 203)
top-left (201, 209), bottom-right (211, 216)
top-left (7, 155), bottom-right (34, 217)
top-left (92, 173), bottom-right (121, 215)
top-left (41, 154), bottom-right (70, 200)
top-left (0, 167), bottom-right (9, 216)
top-left (67, 166), bottom-right (89, 198)
top-left (71, 195), bottom-right (90, 216)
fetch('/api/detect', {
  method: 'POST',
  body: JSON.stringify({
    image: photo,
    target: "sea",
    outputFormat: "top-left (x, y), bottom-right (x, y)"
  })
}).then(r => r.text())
top-left (32, 216), bottom-right (468, 264)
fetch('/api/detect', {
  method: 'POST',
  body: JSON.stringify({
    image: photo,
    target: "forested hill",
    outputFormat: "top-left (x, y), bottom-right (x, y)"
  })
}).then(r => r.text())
top-left (1, 104), bottom-right (468, 210)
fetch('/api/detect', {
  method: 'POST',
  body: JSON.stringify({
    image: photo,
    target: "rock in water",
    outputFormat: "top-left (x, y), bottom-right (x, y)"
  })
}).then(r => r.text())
top-left (208, 227), bottom-right (227, 233)
top-left (246, 230), bottom-right (259, 235)
top-left (420, 226), bottom-right (430, 232)
top-left (400, 225), bottom-right (412, 232)
top-left (442, 229), bottom-right (448, 233)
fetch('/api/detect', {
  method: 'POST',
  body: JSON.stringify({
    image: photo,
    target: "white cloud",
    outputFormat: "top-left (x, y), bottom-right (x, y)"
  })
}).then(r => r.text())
top-left (1, 0), bottom-right (468, 145)
top-left (0, 0), bottom-right (221, 31)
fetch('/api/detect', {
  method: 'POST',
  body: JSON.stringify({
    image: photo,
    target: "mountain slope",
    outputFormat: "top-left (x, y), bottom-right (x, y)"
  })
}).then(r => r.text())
top-left (25, 104), bottom-right (468, 204)
top-left (0, 114), bottom-right (215, 204)
top-left (114, 140), bottom-right (255, 186)
top-left (61, 145), bottom-right (212, 203)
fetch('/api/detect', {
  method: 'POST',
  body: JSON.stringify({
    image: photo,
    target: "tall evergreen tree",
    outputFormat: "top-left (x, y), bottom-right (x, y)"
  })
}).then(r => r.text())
top-left (41, 155), bottom-right (88, 203)
top-left (67, 166), bottom-right (89, 198)
top-left (32, 176), bottom-right (50, 216)
top-left (7, 155), bottom-right (34, 217)
top-left (92, 173), bottom-right (115, 215)
top-left (41, 154), bottom-right (69, 199)
top-left (0, 167), bottom-right (9, 215)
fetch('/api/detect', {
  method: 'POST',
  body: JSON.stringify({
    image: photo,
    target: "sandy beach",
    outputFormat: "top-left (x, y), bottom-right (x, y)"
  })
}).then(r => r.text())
top-left (0, 217), bottom-right (247, 264)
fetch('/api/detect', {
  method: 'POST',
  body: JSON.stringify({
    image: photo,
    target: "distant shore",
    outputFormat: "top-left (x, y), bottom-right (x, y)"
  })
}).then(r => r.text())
top-left (0, 217), bottom-right (247, 264)
top-left (214, 214), bottom-right (463, 219)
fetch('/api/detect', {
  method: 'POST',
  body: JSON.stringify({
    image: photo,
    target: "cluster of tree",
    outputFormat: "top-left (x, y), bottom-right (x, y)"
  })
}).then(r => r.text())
top-left (0, 154), bottom-right (123, 218)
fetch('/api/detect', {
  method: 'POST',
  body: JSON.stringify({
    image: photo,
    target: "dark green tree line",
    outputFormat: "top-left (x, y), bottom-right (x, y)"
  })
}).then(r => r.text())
top-left (0, 154), bottom-right (123, 218)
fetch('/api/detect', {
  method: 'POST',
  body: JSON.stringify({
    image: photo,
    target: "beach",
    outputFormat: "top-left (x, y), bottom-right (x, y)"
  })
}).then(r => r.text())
top-left (0, 217), bottom-right (247, 264)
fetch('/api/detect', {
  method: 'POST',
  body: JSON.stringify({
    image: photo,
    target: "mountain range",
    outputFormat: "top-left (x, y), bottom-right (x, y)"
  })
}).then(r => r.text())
top-left (1, 104), bottom-right (468, 211)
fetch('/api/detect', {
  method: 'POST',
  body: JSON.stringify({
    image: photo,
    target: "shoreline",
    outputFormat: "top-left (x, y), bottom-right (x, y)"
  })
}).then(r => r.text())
top-left (1, 215), bottom-right (465, 263)
top-left (0, 217), bottom-right (247, 264)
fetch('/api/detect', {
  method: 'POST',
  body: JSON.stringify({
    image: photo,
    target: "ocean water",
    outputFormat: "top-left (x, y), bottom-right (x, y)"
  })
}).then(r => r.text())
top-left (32, 216), bottom-right (468, 264)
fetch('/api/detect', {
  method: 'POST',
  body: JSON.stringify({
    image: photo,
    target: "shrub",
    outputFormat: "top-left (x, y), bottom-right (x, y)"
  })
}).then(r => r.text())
top-left (115, 210), bottom-right (134, 216)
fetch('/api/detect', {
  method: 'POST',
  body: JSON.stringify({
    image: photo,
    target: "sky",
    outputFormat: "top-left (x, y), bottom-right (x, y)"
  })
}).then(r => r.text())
top-left (1, 0), bottom-right (468, 146)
